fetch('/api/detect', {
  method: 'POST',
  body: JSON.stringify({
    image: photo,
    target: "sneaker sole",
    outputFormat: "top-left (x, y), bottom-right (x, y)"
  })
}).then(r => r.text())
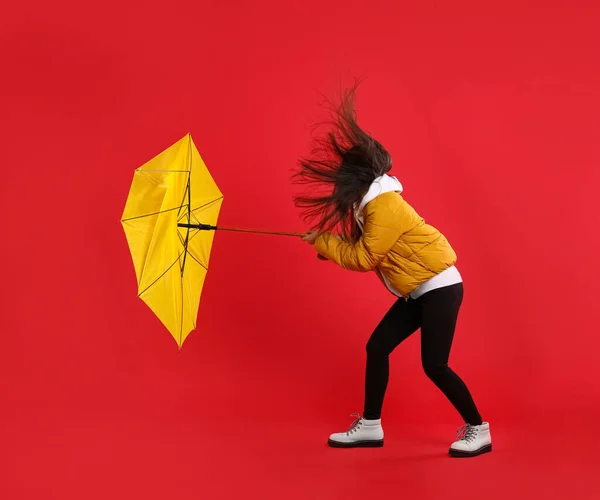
top-left (327, 439), bottom-right (384, 448)
top-left (448, 444), bottom-right (492, 458)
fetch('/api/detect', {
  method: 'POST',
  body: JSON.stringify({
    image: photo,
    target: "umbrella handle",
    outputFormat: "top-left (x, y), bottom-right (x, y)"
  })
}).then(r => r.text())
top-left (177, 223), bottom-right (304, 238)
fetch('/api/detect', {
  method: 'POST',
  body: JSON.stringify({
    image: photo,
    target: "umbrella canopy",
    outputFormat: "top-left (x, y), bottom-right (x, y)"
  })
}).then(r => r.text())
top-left (121, 134), bottom-right (223, 348)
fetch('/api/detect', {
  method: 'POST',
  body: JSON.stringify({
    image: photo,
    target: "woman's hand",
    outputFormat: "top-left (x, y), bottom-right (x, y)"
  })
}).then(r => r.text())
top-left (301, 231), bottom-right (327, 260)
top-left (301, 230), bottom-right (319, 244)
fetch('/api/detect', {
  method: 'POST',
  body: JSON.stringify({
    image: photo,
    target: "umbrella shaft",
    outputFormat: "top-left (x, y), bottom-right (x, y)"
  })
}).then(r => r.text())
top-left (177, 223), bottom-right (301, 237)
top-left (178, 223), bottom-right (217, 231)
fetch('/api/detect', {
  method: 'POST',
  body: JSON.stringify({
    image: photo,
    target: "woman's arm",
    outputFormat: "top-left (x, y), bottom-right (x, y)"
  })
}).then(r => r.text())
top-left (314, 192), bottom-right (407, 272)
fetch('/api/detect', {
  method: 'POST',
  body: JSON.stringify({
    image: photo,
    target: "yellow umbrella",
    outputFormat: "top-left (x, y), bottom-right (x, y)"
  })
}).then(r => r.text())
top-left (121, 133), bottom-right (300, 348)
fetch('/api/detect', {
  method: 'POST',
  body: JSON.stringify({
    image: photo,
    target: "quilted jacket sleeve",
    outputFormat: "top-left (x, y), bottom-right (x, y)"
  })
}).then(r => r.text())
top-left (314, 192), bottom-right (407, 272)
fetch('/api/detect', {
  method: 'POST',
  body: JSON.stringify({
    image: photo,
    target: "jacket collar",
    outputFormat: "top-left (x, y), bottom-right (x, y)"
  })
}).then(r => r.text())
top-left (354, 174), bottom-right (403, 227)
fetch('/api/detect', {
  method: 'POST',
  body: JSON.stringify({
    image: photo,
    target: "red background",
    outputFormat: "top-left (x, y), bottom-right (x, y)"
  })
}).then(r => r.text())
top-left (1, 1), bottom-right (600, 499)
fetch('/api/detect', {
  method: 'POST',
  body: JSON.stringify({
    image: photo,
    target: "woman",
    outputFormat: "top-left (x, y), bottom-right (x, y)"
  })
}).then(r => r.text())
top-left (294, 85), bottom-right (491, 458)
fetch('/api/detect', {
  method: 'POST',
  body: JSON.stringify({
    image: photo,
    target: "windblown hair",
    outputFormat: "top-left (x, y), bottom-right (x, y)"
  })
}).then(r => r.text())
top-left (293, 83), bottom-right (392, 241)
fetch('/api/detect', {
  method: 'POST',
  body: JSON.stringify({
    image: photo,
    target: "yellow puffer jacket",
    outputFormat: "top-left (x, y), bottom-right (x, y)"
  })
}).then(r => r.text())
top-left (314, 191), bottom-right (457, 298)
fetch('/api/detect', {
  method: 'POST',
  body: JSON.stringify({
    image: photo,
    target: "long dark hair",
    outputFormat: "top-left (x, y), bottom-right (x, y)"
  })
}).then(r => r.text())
top-left (293, 83), bottom-right (392, 241)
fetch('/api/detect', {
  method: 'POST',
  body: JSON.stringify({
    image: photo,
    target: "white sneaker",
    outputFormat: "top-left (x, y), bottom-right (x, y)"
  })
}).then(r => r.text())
top-left (449, 422), bottom-right (492, 457)
top-left (327, 413), bottom-right (384, 448)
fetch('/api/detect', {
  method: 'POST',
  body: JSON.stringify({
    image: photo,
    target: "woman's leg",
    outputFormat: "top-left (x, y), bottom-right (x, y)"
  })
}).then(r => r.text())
top-left (363, 297), bottom-right (421, 420)
top-left (328, 297), bottom-right (421, 447)
top-left (418, 283), bottom-right (483, 425)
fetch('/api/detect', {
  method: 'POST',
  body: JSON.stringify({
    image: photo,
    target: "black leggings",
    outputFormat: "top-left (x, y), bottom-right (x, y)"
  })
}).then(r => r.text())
top-left (363, 283), bottom-right (482, 425)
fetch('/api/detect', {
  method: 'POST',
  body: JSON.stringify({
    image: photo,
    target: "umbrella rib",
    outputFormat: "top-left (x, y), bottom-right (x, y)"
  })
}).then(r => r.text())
top-left (179, 144), bottom-right (193, 276)
top-left (184, 248), bottom-right (208, 272)
top-left (179, 138), bottom-right (193, 345)
top-left (137, 249), bottom-right (185, 298)
top-left (124, 197), bottom-right (222, 224)
top-left (190, 196), bottom-right (224, 214)
top-left (122, 205), bottom-right (185, 222)
top-left (182, 224), bottom-right (204, 245)
top-left (189, 210), bottom-right (201, 225)
top-left (175, 228), bottom-right (209, 272)
top-left (176, 230), bottom-right (185, 246)
top-left (179, 255), bottom-right (185, 347)
top-left (177, 171), bottom-right (191, 218)
top-left (175, 223), bottom-right (208, 271)
top-left (176, 197), bottom-right (222, 224)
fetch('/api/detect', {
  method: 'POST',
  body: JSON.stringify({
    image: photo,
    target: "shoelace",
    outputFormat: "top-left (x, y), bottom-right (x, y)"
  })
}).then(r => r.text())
top-left (345, 413), bottom-right (363, 436)
top-left (456, 424), bottom-right (478, 443)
